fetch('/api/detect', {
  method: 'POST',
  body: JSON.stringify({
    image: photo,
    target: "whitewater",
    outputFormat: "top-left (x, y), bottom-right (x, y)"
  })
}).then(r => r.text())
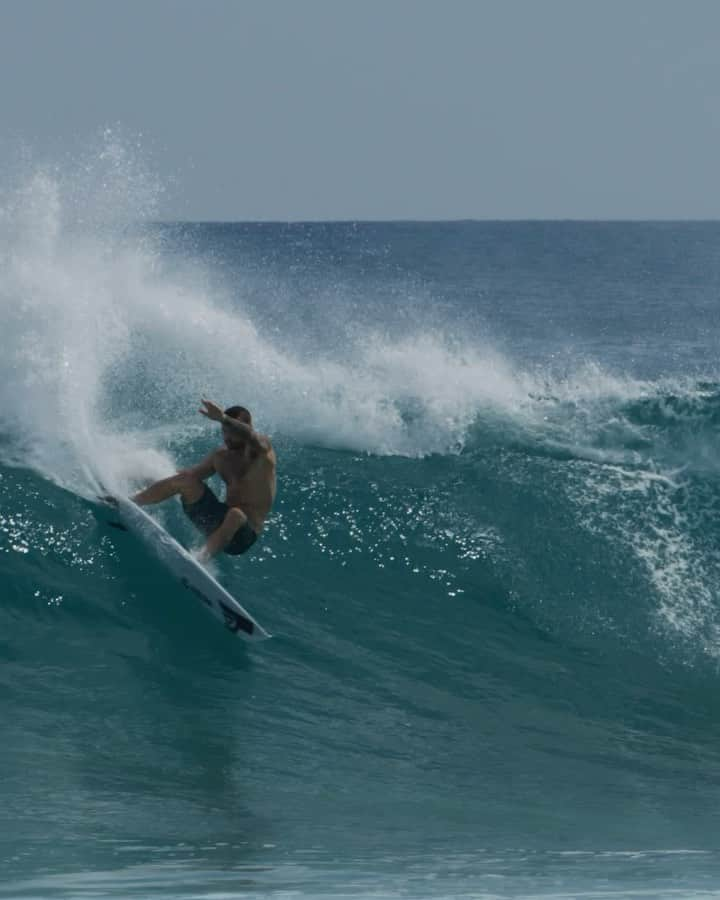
top-left (4, 144), bottom-right (720, 898)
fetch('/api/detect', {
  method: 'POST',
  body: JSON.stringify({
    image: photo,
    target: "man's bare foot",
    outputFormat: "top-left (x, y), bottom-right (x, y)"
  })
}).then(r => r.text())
top-left (192, 547), bottom-right (211, 565)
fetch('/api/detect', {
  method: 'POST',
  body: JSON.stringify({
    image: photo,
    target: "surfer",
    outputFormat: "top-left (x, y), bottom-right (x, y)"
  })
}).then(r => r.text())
top-left (131, 399), bottom-right (276, 563)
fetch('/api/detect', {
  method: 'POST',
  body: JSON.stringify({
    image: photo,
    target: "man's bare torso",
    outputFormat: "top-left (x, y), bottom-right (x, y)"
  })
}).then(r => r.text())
top-left (212, 441), bottom-right (276, 533)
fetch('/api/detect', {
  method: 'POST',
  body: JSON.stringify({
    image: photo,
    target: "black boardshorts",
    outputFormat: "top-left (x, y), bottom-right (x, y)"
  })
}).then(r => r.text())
top-left (181, 485), bottom-right (258, 556)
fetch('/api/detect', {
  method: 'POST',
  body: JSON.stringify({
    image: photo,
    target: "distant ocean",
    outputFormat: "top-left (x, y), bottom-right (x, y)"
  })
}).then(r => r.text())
top-left (4, 152), bottom-right (720, 898)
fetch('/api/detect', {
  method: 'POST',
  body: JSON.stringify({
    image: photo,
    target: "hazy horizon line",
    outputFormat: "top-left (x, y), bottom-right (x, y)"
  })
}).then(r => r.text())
top-left (156, 217), bottom-right (720, 225)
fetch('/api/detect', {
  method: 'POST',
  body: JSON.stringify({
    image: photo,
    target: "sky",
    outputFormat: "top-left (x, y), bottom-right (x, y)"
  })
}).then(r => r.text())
top-left (2, 0), bottom-right (720, 220)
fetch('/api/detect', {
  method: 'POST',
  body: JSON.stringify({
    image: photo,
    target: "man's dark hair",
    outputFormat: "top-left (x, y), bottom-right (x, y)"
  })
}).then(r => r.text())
top-left (224, 405), bottom-right (252, 425)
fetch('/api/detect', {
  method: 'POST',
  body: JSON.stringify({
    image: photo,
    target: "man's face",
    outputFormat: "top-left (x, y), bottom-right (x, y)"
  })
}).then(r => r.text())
top-left (222, 426), bottom-right (247, 451)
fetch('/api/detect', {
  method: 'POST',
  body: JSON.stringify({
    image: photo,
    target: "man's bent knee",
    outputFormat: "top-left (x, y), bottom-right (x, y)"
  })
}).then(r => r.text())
top-left (176, 471), bottom-right (205, 504)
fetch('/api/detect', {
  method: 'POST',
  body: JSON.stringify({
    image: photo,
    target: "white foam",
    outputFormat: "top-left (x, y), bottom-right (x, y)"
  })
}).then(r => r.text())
top-left (0, 139), bottom-right (541, 483)
top-left (0, 137), bottom-right (718, 488)
top-left (565, 461), bottom-right (720, 658)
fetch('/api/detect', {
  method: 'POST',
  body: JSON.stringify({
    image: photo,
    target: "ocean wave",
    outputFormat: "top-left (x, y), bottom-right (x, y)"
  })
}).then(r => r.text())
top-left (2, 141), bottom-right (720, 672)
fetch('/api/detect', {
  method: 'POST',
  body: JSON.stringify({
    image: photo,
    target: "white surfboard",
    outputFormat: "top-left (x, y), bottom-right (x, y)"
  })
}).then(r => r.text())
top-left (98, 496), bottom-right (271, 641)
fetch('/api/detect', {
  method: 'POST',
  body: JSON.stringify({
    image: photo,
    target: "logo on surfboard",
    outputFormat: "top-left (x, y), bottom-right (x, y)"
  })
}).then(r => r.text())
top-left (180, 577), bottom-right (254, 635)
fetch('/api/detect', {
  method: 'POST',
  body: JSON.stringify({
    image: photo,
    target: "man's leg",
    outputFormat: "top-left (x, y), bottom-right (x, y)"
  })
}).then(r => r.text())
top-left (132, 472), bottom-right (205, 507)
top-left (198, 507), bottom-right (248, 561)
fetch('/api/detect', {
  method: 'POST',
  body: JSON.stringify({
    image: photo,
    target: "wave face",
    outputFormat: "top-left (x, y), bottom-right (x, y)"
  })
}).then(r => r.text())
top-left (4, 152), bottom-right (720, 897)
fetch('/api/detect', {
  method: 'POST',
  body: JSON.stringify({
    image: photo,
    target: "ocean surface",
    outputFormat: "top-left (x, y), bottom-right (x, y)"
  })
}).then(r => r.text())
top-left (4, 157), bottom-right (720, 898)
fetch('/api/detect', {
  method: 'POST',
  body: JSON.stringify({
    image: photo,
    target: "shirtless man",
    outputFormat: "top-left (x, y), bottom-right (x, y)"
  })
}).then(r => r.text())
top-left (131, 399), bottom-right (276, 563)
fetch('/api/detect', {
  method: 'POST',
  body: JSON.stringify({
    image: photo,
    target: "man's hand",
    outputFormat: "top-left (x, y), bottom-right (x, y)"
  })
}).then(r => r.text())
top-left (199, 398), bottom-right (224, 423)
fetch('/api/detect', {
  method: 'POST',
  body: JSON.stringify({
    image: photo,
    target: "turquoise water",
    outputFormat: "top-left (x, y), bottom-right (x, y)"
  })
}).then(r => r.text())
top-left (4, 153), bottom-right (720, 897)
